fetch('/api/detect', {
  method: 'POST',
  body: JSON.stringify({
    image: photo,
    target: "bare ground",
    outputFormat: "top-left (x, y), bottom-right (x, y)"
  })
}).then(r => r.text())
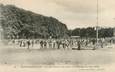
top-left (0, 44), bottom-right (115, 65)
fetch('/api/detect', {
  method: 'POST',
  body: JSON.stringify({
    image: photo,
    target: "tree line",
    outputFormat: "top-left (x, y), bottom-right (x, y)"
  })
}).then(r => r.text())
top-left (69, 27), bottom-right (114, 38)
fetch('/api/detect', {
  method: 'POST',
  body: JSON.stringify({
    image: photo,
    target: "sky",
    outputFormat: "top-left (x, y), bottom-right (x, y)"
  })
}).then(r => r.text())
top-left (0, 0), bottom-right (115, 29)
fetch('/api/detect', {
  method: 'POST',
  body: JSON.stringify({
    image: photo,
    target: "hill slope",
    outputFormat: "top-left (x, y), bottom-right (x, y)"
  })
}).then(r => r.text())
top-left (0, 4), bottom-right (68, 39)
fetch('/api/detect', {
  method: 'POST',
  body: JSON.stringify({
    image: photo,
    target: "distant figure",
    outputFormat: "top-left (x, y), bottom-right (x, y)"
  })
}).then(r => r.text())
top-left (27, 40), bottom-right (31, 49)
top-left (43, 41), bottom-right (47, 48)
top-left (48, 40), bottom-right (52, 49)
top-left (56, 40), bottom-right (61, 49)
top-left (40, 40), bottom-right (44, 49)
top-left (77, 41), bottom-right (81, 50)
top-left (19, 40), bottom-right (24, 47)
top-left (31, 40), bottom-right (34, 47)
top-left (92, 39), bottom-right (96, 45)
top-left (92, 39), bottom-right (96, 50)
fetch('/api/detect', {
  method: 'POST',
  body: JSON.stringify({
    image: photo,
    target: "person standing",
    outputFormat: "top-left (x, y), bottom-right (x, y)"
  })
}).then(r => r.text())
top-left (77, 40), bottom-right (81, 50)
top-left (27, 40), bottom-right (31, 50)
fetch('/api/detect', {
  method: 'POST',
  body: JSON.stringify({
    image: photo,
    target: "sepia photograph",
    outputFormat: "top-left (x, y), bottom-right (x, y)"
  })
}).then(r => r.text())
top-left (0, 0), bottom-right (115, 72)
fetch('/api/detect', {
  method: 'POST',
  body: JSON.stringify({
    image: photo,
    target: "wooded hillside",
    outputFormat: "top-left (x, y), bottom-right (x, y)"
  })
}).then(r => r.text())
top-left (0, 4), bottom-right (68, 39)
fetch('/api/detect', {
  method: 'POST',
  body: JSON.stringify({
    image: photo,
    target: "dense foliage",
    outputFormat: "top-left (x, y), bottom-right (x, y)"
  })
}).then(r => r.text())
top-left (0, 4), bottom-right (68, 39)
top-left (70, 27), bottom-right (114, 38)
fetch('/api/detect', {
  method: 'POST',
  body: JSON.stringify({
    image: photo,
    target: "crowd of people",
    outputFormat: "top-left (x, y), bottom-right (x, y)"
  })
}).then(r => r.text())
top-left (7, 38), bottom-right (115, 50)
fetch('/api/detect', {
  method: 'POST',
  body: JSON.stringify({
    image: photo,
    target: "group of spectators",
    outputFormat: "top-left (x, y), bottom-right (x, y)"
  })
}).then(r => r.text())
top-left (7, 38), bottom-right (115, 50)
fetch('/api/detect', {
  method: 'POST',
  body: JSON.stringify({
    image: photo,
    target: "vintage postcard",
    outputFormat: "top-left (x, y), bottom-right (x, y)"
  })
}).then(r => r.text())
top-left (0, 0), bottom-right (115, 72)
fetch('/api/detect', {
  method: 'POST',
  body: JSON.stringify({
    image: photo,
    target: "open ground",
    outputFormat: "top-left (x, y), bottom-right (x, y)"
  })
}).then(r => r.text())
top-left (0, 44), bottom-right (115, 65)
